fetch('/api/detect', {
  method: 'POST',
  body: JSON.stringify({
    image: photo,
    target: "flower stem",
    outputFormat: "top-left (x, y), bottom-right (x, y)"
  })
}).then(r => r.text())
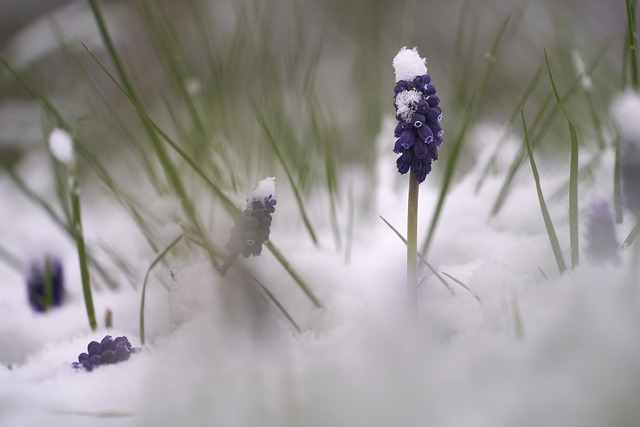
top-left (407, 173), bottom-right (419, 313)
top-left (218, 250), bottom-right (240, 277)
top-left (70, 167), bottom-right (97, 330)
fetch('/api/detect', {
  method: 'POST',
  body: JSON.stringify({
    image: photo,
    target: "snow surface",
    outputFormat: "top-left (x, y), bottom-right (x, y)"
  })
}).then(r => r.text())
top-left (1, 116), bottom-right (640, 427)
top-left (47, 128), bottom-right (74, 165)
top-left (392, 47), bottom-right (427, 82)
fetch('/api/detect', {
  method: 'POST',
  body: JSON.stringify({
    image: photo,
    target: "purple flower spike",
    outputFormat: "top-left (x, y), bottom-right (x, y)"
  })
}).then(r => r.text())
top-left (227, 178), bottom-right (277, 258)
top-left (392, 47), bottom-right (444, 183)
top-left (26, 257), bottom-right (65, 313)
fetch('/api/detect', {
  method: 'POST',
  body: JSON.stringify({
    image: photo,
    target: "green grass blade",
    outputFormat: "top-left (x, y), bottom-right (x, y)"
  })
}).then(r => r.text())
top-left (379, 215), bottom-right (454, 295)
top-left (614, 135), bottom-right (624, 223)
top-left (247, 273), bottom-right (302, 333)
top-left (264, 241), bottom-right (322, 308)
top-left (0, 244), bottom-right (23, 273)
top-left (250, 99), bottom-right (319, 246)
top-left (475, 56), bottom-right (547, 193)
top-left (344, 184), bottom-right (354, 264)
top-left (544, 49), bottom-right (579, 269)
top-left (626, 0), bottom-right (639, 89)
top-left (441, 272), bottom-right (481, 303)
top-left (140, 234), bottom-right (183, 345)
top-left (521, 108), bottom-right (567, 274)
top-left (622, 219), bottom-right (640, 249)
top-left (421, 13), bottom-right (511, 256)
top-left (490, 38), bottom-right (611, 217)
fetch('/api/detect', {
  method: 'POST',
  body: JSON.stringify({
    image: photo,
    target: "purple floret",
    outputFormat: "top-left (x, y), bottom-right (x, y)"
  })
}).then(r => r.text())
top-left (392, 72), bottom-right (444, 183)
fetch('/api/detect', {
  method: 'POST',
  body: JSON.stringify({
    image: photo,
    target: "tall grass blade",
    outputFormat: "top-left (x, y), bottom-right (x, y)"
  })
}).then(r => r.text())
top-left (521, 108), bottom-right (567, 274)
top-left (490, 38), bottom-right (610, 217)
top-left (544, 49), bottom-right (579, 269)
top-left (0, 244), bottom-right (23, 273)
top-left (247, 273), bottom-right (302, 333)
top-left (421, 13), bottom-right (510, 256)
top-left (626, 0), bottom-right (639, 89)
top-left (140, 234), bottom-right (183, 345)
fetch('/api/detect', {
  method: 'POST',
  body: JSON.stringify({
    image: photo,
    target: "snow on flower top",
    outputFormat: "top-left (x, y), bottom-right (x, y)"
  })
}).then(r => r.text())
top-left (249, 176), bottom-right (276, 202)
top-left (393, 47), bottom-right (428, 82)
top-left (48, 128), bottom-right (74, 165)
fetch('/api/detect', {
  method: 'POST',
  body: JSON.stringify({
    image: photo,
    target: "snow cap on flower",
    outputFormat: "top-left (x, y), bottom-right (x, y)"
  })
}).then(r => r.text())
top-left (611, 90), bottom-right (640, 214)
top-left (48, 128), bottom-right (74, 165)
top-left (585, 201), bottom-right (620, 265)
top-left (26, 256), bottom-right (65, 313)
top-left (392, 47), bottom-right (443, 183)
top-left (227, 177), bottom-right (277, 258)
top-left (393, 47), bottom-right (428, 82)
top-left (72, 335), bottom-right (136, 371)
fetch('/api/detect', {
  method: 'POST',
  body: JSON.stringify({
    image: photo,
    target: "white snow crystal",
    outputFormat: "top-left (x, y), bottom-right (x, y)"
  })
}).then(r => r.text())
top-left (392, 47), bottom-right (427, 82)
top-left (249, 176), bottom-right (276, 201)
top-left (394, 89), bottom-right (422, 122)
top-left (611, 90), bottom-right (640, 143)
top-left (47, 128), bottom-right (74, 165)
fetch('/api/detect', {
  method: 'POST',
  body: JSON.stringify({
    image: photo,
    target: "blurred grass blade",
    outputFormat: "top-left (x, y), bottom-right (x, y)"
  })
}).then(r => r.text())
top-left (544, 49), bottom-right (579, 269)
top-left (87, 0), bottom-right (219, 270)
top-left (81, 43), bottom-right (319, 308)
top-left (614, 135), bottom-right (624, 223)
top-left (265, 241), bottom-right (321, 308)
top-left (490, 38), bottom-right (610, 217)
top-left (441, 271), bottom-right (481, 303)
top-left (626, 0), bottom-right (639, 89)
top-left (421, 13), bottom-right (510, 256)
top-left (140, 234), bottom-right (183, 345)
top-left (0, 244), bottom-right (23, 273)
top-left (250, 99), bottom-right (319, 246)
top-left (379, 215), bottom-right (454, 294)
top-left (622, 220), bottom-right (640, 249)
top-left (344, 183), bottom-right (354, 264)
top-left (521, 108), bottom-right (566, 274)
top-left (475, 56), bottom-right (547, 193)
top-left (247, 273), bottom-right (301, 333)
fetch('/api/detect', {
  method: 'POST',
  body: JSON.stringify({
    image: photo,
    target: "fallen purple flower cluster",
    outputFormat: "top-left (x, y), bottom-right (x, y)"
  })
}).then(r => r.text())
top-left (72, 335), bottom-right (135, 371)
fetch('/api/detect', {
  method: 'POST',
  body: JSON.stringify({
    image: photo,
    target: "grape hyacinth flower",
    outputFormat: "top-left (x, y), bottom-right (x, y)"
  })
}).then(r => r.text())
top-left (26, 257), bottom-right (65, 312)
top-left (611, 91), bottom-right (640, 216)
top-left (72, 335), bottom-right (136, 371)
top-left (585, 201), bottom-right (621, 265)
top-left (392, 47), bottom-right (444, 316)
top-left (219, 177), bottom-right (277, 275)
top-left (393, 47), bottom-right (444, 183)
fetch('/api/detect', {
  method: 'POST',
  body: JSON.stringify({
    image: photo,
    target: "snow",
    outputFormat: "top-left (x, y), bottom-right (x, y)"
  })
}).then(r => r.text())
top-left (47, 128), bottom-right (74, 165)
top-left (394, 89), bottom-right (422, 122)
top-left (610, 90), bottom-right (640, 143)
top-left (1, 117), bottom-right (640, 426)
top-left (393, 47), bottom-right (427, 82)
top-left (249, 176), bottom-right (276, 201)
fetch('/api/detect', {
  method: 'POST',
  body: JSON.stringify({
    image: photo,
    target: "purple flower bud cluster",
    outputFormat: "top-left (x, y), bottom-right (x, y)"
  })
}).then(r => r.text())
top-left (72, 335), bottom-right (135, 371)
top-left (393, 74), bottom-right (443, 183)
top-left (26, 257), bottom-right (65, 312)
top-left (227, 194), bottom-right (276, 257)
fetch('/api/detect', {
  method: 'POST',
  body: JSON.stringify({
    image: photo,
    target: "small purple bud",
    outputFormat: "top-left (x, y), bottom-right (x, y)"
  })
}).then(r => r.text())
top-left (425, 107), bottom-right (442, 123)
top-left (417, 124), bottom-right (434, 143)
top-left (398, 130), bottom-right (416, 150)
top-left (426, 95), bottom-right (440, 108)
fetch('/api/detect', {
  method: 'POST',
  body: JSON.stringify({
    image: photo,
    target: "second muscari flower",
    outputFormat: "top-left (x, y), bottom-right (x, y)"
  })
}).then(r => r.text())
top-left (26, 256), bottom-right (65, 313)
top-left (392, 47), bottom-right (444, 183)
top-left (585, 201), bottom-right (621, 265)
top-left (226, 177), bottom-right (277, 259)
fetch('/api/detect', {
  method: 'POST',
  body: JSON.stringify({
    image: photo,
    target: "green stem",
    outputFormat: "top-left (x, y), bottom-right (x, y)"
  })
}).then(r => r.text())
top-left (70, 168), bottom-right (97, 330)
top-left (626, 0), bottom-right (639, 90)
top-left (218, 250), bottom-right (240, 277)
top-left (407, 173), bottom-right (419, 310)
